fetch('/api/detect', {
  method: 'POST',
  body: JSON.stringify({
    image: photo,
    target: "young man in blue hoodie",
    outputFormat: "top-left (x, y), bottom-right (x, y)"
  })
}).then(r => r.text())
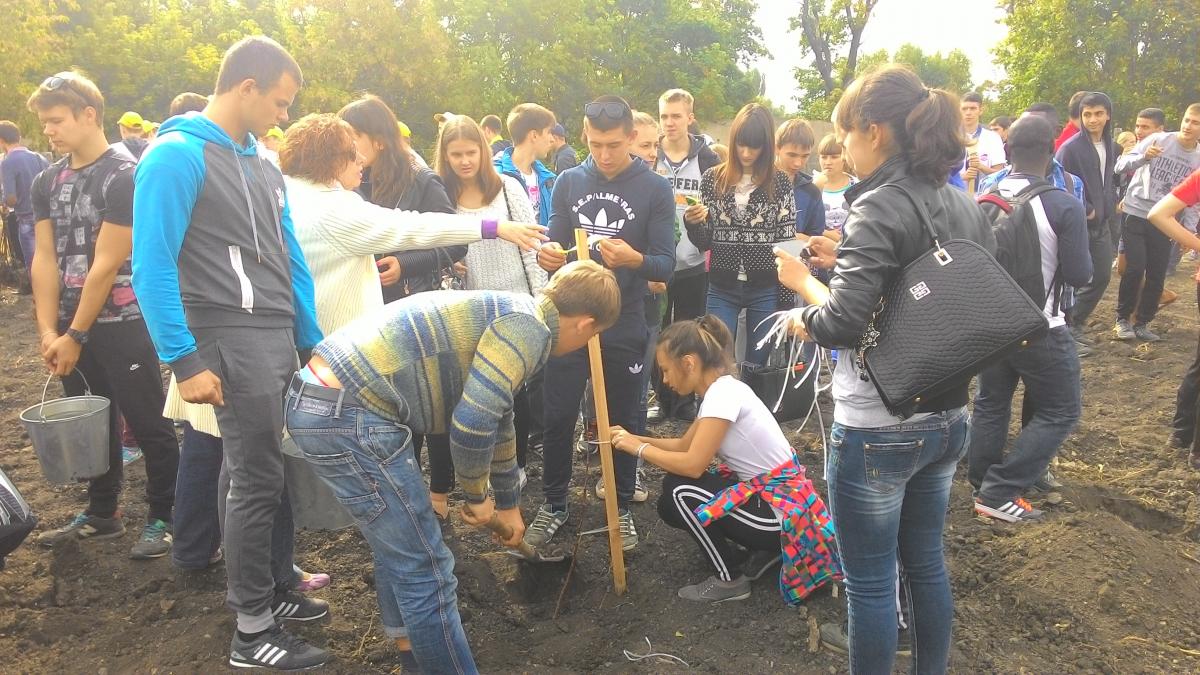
top-left (494, 103), bottom-right (557, 225)
top-left (131, 37), bottom-right (328, 671)
top-left (526, 95), bottom-right (676, 552)
top-left (1056, 91), bottom-right (1117, 347)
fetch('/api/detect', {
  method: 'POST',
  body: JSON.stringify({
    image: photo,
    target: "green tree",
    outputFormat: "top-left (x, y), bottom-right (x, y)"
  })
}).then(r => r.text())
top-left (856, 44), bottom-right (974, 94)
top-left (0, 1), bottom-right (68, 142)
top-left (994, 0), bottom-right (1200, 126)
top-left (791, 0), bottom-right (879, 119)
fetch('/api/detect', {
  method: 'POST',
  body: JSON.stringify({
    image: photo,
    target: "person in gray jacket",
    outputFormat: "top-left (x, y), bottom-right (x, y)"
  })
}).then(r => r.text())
top-left (132, 37), bottom-right (328, 671)
top-left (1113, 103), bottom-right (1200, 341)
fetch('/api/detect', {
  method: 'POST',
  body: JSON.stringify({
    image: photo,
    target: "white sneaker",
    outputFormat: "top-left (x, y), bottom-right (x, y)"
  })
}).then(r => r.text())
top-left (593, 471), bottom-right (648, 503)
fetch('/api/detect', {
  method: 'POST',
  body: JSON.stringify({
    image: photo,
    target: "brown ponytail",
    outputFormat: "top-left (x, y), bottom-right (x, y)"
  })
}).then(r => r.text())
top-left (659, 315), bottom-right (734, 372)
top-left (835, 64), bottom-right (965, 185)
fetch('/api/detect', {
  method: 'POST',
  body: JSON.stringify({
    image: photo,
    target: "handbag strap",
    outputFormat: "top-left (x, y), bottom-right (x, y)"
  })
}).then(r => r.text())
top-left (879, 183), bottom-right (946, 254)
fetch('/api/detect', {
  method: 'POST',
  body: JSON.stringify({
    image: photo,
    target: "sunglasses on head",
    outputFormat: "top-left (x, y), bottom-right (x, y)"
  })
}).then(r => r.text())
top-left (41, 75), bottom-right (77, 92)
top-left (584, 102), bottom-right (630, 121)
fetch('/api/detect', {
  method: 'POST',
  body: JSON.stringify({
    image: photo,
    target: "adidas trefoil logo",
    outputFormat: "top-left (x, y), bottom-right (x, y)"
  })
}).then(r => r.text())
top-left (578, 208), bottom-right (625, 236)
top-left (628, 362), bottom-right (644, 374)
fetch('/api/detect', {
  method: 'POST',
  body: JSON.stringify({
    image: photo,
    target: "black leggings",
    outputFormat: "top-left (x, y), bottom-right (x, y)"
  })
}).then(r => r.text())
top-left (658, 471), bottom-right (780, 581)
top-left (415, 385), bottom-right (533, 495)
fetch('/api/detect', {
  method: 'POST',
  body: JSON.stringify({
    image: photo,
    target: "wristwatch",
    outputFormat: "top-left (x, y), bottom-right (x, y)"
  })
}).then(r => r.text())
top-left (66, 328), bottom-right (89, 345)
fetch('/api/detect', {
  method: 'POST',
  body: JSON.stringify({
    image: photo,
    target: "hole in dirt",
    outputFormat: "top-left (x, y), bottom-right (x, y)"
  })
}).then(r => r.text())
top-left (1067, 485), bottom-right (1184, 534)
top-left (506, 559), bottom-right (581, 603)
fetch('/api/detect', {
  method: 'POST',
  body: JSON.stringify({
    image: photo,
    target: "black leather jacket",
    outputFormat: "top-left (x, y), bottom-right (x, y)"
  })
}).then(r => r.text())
top-left (800, 155), bottom-right (996, 412)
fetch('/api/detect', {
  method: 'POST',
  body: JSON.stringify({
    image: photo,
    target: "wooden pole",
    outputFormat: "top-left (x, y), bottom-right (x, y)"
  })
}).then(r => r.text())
top-left (575, 227), bottom-right (627, 595)
top-left (966, 137), bottom-right (980, 197)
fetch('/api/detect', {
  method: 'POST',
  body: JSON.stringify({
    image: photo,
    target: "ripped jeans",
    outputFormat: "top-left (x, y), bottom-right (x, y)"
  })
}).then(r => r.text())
top-left (284, 375), bottom-right (478, 674)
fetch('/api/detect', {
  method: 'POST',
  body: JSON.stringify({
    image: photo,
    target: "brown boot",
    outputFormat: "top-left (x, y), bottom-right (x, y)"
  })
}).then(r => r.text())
top-left (1160, 288), bottom-right (1179, 308)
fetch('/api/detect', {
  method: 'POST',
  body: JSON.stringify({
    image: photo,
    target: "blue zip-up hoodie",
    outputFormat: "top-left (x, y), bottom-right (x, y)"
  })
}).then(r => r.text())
top-left (495, 147), bottom-right (556, 226)
top-left (131, 112), bottom-right (321, 380)
top-left (548, 155), bottom-right (675, 349)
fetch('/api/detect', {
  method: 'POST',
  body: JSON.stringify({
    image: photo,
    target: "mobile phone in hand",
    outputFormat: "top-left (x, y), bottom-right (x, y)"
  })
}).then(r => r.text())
top-left (774, 239), bottom-right (812, 259)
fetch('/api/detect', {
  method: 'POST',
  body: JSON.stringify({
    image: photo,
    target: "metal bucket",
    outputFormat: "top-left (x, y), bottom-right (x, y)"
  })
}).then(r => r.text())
top-left (19, 372), bottom-right (111, 485)
top-left (281, 434), bottom-right (353, 531)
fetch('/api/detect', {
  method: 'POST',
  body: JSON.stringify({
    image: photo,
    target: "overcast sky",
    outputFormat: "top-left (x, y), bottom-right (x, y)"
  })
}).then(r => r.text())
top-left (754, 0), bottom-right (1009, 110)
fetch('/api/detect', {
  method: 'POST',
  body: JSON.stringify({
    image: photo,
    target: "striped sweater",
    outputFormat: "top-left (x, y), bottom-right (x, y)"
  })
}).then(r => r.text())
top-left (163, 176), bottom-right (494, 435)
top-left (315, 291), bottom-right (559, 508)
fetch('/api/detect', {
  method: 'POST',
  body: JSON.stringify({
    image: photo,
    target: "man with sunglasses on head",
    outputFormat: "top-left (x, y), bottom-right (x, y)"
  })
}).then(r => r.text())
top-left (526, 95), bottom-right (675, 553)
top-left (131, 37), bottom-right (328, 671)
top-left (26, 71), bottom-right (180, 559)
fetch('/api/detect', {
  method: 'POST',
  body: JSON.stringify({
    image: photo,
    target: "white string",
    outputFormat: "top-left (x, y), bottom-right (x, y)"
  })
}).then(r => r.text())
top-left (751, 310), bottom-right (834, 479)
top-left (623, 637), bottom-right (691, 668)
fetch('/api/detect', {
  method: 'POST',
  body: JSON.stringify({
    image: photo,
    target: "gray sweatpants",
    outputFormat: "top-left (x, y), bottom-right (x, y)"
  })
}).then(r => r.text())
top-left (194, 325), bottom-right (297, 633)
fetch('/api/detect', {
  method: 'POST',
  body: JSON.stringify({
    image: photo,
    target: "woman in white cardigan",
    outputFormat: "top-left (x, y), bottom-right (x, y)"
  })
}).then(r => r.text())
top-left (164, 114), bottom-right (545, 575)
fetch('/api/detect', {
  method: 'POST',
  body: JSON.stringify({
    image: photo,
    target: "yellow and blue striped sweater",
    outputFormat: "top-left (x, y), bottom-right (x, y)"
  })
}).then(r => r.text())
top-left (315, 291), bottom-right (559, 508)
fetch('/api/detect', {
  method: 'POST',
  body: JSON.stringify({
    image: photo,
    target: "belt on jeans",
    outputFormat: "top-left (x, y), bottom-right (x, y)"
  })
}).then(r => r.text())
top-left (288, 373), bottom-right (354, 416)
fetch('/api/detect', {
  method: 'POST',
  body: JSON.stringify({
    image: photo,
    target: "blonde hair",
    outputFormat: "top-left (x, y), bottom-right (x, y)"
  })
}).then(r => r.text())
top-left (542, 260), bottom-right (621, 328)
top-left (632, 111), bottom-right (658, 130)
top-left (659, 89), bottom-right (695, 110)
top-left (710, 143), bottom-right (729, 163)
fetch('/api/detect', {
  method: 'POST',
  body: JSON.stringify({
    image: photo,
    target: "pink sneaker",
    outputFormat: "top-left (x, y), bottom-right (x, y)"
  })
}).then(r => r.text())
top-left (293, 568), bottom-right (330, 592)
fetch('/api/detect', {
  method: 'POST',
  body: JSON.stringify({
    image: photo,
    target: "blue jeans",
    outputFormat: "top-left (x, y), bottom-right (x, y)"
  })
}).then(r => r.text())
top-left (706, 280), bottom-right (779, 366)
top-left (968, 326), bottom-right (1081, 502)
top-left (828, 408), bottom-right (969, 675)
top-left (285, 379), bottom-right (477, 675)
top-left (18, 217), bottom-right (35, 273)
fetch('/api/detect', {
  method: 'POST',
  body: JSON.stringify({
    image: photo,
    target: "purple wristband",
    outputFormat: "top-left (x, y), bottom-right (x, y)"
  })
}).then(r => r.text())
top-left (481, 219), bottom-right (499, 239)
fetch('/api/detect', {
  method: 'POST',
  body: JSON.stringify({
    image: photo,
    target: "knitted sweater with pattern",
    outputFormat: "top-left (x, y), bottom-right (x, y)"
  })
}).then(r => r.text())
top-left (315, 292), bottom-right (558, 509)
top-left (688, 169), bottom-right (796, 302)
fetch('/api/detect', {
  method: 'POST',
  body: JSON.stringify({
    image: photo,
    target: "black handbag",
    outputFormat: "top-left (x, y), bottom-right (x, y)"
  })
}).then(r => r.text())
top-left (741, 340), bottom-right (818, 424)
top-left (856, 184), bottom-right (1048, 418)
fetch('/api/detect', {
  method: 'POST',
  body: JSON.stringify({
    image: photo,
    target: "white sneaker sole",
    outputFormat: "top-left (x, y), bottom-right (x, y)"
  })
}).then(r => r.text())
top-left (974, 502), bottom-right (1037, 523)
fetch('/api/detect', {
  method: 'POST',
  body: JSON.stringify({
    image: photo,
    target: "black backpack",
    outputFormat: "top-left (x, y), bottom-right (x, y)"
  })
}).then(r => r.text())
top-left (0, 467), bottom-right (36, 570)
top-left (977, 179), bottom-right (1060, 311)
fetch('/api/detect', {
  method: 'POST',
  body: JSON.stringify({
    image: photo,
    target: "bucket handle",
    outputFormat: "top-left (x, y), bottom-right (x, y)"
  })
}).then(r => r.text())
top-left (38, 369), bottom-right (94, 422)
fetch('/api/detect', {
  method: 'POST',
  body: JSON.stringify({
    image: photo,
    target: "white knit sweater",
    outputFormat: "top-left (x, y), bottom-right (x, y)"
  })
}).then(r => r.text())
top-left (164, 176), bottom-right (489, 435)
top-left (459, 176), bottom-right (547, 295)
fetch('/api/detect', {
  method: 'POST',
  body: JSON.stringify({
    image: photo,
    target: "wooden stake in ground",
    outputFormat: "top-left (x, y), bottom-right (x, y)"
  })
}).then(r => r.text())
top-left (575, 227), bottom-right (628, 595)
top-left (965, 136), bottom-right (980, 197)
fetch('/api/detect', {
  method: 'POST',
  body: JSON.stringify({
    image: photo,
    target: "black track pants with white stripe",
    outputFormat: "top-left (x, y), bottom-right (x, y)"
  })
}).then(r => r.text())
top-left (657, 472), bottom-right (781, 581)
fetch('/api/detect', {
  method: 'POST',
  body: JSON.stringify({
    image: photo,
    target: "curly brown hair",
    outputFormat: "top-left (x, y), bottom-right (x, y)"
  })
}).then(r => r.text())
top-left (279, 113), bottom-right (358, 185)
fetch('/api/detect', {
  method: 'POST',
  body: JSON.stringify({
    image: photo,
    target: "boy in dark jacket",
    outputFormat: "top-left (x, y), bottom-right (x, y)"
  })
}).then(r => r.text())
top-left (970, 115), bottom-right (1093, 523)
top-left (1056, 91), bottom-right (1117, 345)
top-left (528, 95), bottom-right (676, 553)
top-left (775, 118), bottom-right (827, 241)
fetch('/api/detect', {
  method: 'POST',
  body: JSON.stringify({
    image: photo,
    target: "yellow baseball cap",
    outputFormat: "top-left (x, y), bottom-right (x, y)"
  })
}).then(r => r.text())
top-left (266, 126), bottom-right (284, 140)
top-left (141, 120), bottom-right (158, 134)
top-left (118, 111), bottom-right (144, 128)
top-left (397, 121), bottom-right (412, 138)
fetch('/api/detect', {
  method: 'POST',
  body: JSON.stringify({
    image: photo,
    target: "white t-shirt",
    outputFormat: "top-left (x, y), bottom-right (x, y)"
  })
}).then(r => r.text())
top-left (966, 126), bottom-right (1007, 170)
top-left (733, 175), bottom-right (755, 215)
top-left (697, 375), bottom-right (794, 481)
top-left (1093, 141), bottom-right (1107, 181)
top-left (996, 176), bottom-right (1065, 329)
top-left (521, 169), bottom-right (540, 213)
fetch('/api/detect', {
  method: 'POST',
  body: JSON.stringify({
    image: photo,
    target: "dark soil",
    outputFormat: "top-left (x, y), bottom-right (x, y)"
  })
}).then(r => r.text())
top-left (3, 269), bottom-right (1200, 674)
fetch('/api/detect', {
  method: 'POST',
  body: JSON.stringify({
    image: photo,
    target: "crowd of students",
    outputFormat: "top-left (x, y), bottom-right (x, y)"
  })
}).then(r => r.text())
top-left (4, 31), bottom-right (1200, 675)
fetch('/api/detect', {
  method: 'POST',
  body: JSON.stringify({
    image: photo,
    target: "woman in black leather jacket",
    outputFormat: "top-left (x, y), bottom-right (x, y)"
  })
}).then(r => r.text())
top-left (777, 65), bottom-right (995, 675)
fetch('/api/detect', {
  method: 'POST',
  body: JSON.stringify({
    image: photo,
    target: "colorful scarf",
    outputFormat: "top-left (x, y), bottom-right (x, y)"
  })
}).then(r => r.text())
top-left (695, 455), bottom-right (842, 604)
